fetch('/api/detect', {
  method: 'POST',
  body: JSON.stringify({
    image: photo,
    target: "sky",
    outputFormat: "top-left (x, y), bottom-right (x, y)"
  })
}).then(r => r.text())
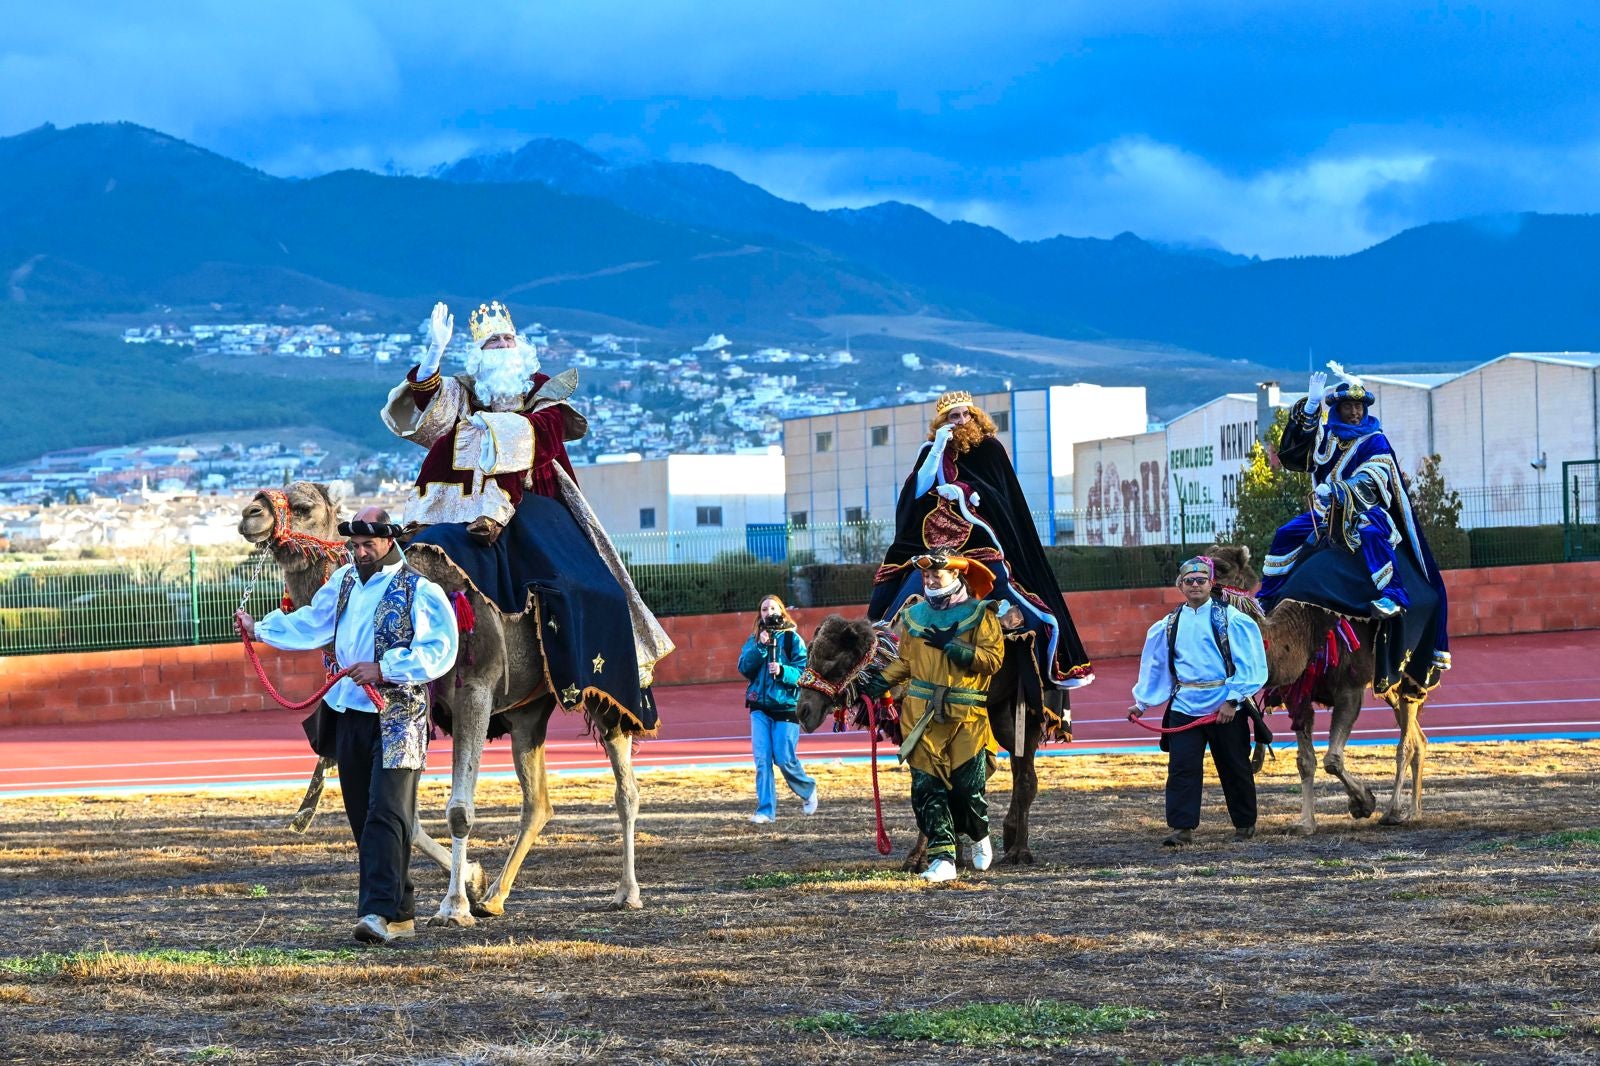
top-left (4, 1), bottom-right (1598, 259)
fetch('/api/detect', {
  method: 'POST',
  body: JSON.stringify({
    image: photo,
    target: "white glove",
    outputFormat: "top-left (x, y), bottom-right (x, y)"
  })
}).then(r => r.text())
top-left (969, 490), bottom-right (981, 508)
top-left (1307, 370), bottom-right (1328, 406)
top-left (936, 483), bottom-right (961, 501)
top-left (933, 423), bottom-right (954, 448)
top-left (419, 301), bottom-right (452, 378)
top-left (1313, 483), bottom-right (1332, 507)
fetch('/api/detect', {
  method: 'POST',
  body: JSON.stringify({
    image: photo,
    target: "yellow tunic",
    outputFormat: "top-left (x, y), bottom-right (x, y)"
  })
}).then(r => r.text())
top-left (880, 598), bottom-right (1005, 784)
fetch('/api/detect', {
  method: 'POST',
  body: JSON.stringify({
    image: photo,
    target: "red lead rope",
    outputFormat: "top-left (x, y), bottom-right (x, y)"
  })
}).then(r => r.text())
top-left (1126, 710), bottom-right (1220, 734)
top-left (235, 617), bottom-right (386, 712)
top-left (865, 697), bottom-right (893, 855)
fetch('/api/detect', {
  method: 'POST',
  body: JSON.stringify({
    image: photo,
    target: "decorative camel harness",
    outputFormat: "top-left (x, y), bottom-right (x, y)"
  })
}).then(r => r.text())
top-left (232, 488), bottom-right (386, 711)
top-left (797, 624), bottom-right (900, 855)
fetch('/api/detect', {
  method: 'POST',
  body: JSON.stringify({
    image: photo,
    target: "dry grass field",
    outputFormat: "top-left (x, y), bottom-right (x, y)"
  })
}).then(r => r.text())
top-left (2, 740), bottom-right (1599, 1065)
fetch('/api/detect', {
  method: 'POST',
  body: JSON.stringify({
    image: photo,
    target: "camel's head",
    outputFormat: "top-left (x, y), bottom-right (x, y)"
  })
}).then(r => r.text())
top-left (795, 614), bottom-right (878, 734)
top-left (238, 482), bottom-right (342, 571)
top-left (1204, 543), bottom-right (1260, 594)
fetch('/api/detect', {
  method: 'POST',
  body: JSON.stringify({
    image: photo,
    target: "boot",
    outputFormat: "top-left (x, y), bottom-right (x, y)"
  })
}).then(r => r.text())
top-left (1234, 826), bottom-right (1257, 841)
top-left (1162, 828), bottom-right (1194, 847)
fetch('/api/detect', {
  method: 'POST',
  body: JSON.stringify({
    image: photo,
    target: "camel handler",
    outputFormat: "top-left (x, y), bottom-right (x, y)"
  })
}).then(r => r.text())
top-left (236, 506), bottom-right (459, 945)
top-left (1130, 556), bottom-right (1268, 846)
top-left (869, 553), bottom-right (1005, 883)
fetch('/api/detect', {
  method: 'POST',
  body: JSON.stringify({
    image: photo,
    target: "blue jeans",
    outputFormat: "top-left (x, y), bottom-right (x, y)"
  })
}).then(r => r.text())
top-left (750, 710), bottom-right (816, 818)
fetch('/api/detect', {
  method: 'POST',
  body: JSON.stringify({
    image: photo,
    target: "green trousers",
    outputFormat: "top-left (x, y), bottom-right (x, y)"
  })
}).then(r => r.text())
top-left (910, 753), bottom-right (989, 861)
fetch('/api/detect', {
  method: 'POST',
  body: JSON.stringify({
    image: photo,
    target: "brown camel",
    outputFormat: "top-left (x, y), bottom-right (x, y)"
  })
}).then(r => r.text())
top-left (795, 614), bottom-right (1047, 868)
top-left (237, 481), bottom-right (644, 925)
top-left (1207, 544), bottom-right (1432, 834)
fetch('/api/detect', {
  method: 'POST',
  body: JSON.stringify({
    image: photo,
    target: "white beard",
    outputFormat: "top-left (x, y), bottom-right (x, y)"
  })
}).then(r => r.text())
top-left (467, 339), bottom-right (542, 411)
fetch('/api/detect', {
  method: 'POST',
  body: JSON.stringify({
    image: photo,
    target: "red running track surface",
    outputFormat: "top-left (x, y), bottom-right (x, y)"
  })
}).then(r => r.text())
top-left (1, 630), bottom-right (1596, 798)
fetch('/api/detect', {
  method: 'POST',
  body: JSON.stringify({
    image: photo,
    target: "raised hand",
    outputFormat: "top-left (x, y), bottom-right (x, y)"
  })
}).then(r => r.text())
top-left (420, 302), bottom-right (453, 377)
top-left (1307, 369), bottom-right (1328, 406)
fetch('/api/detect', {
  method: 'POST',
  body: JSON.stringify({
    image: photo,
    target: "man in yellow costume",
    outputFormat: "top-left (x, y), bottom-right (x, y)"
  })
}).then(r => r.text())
top-left (872, 553), bottom-right (1005, 883)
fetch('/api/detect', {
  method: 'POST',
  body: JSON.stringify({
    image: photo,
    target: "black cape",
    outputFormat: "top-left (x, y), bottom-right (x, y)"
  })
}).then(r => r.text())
top-left (868, 435), bottom-right (1092, 688)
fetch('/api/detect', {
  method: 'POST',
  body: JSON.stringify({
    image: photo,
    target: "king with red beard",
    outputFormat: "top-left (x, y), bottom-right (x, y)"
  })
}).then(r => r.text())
top-left (380, 301), bottom-right (674, 731)
top-left (870, 391), bottom-right (1093, 737)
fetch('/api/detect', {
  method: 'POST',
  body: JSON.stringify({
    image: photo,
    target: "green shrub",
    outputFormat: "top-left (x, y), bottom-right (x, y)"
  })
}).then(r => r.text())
top-left (793, 563), bottom-right (877, 608)
top-left (1468, 525), bottom-right (1564, 568)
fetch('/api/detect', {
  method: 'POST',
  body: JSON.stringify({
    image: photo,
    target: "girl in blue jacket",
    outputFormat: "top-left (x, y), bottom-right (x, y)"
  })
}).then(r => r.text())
top-left (737, 595), bottom-right (818, 823)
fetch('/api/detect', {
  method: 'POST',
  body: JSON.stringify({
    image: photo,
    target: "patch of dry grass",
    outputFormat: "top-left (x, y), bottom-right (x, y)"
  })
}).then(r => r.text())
top-left (3, 739), bottom-right (1600, 1064)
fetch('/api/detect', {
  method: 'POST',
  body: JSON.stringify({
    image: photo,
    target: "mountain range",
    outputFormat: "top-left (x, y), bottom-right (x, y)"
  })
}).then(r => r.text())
top-left (5, 121), bottom-right (1600, 376)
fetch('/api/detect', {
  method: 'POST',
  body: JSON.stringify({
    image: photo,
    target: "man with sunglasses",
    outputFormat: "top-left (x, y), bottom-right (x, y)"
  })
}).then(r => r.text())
top-left (1130, 557), bottom-right (1268, 846)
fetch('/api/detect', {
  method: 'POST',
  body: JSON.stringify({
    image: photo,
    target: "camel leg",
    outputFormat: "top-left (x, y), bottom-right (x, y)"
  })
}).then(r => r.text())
top-left (602, 725), bottom-right (643, 910)
top-left (1294, 725), bottom-right (1318, 835)
top-left (902, 833), bottom-right (931, 873)
top-left (430, 683), bottom-right (493, 928)
top-left (1380, 690), bottom-right (1426, 825)
top-left (286, 756), bottom-right (334, 833)
top-left (1322, 690), bottom-right (1378, 821)
top-left (999, 717), bottom-right (1040, 865)
top-left (475, 708), bottom-right (555, 917)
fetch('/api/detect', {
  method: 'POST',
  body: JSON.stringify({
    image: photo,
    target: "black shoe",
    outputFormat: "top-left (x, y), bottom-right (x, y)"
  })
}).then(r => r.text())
top-left (1234, 826), bottom-right (1257, 841)
top-left (1162, 829), bottom-right (1194, 847)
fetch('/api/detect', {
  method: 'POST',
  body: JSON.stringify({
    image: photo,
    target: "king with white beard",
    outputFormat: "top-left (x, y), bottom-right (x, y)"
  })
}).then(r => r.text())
top-left (381, 300), bottom-right (587, 544)
top-left (381, 300), bottom-right (675, 699)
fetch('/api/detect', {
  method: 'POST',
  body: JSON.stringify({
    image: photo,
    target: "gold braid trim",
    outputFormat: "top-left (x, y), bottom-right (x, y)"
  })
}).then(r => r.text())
top-left (410, 371), bottom-right (443, 393)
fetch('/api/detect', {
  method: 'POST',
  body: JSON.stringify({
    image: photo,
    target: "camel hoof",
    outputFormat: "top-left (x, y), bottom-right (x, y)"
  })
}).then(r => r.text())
top-left (428, 911), bottom-right (476, 929)
top-left (901, 854), bottom-right (929, 874)
top-left (999, 847), bottom-right (1034, 866)
top-left (1379, 808), bottom-right (1413, 826)
top-left (611, 894), bottom-right (643, 911)
top-left (470, 898), bottom-right (505, 919)
top-left (1348, 792), bottom-right (1378, 819)
top-left (1294, 822), bottom-right (1317, 836)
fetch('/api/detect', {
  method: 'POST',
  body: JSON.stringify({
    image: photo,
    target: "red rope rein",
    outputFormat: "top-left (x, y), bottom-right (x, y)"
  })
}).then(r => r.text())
top-left (1126, 710), bottom-right (1220, 734)
top-left (234, 618), bottom-right (386, 711)
top-left (865, 697), bottom-right (892, 855)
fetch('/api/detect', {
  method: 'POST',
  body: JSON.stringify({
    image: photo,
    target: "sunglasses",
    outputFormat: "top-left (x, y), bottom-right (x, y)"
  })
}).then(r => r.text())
top-left (1179, 576), bottom-right (1211, 586)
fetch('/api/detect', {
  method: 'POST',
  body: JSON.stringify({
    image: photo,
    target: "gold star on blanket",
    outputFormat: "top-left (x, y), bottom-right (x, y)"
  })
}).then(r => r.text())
top-left (561, 684), bottom-right (581, 704)
top-left (592, 653), bottom-right (606, 673)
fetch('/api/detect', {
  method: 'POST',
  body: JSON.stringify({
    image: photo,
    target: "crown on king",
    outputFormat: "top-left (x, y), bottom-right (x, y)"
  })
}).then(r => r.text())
top-left (935, 390), bottom-right (975, 417)
top-left (468, 301), bottom-right (517, 344)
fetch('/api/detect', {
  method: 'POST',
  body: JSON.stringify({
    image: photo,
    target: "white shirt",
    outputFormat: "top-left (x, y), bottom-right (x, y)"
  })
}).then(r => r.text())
top-left (1131, 601), bottom-right (1268, 718)
top-left (254, 558), bottom-right (459, 714)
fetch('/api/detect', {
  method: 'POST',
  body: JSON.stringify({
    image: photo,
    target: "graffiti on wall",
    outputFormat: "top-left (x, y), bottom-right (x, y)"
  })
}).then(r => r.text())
top-left (1083, 459), bottom-right (1168, 546)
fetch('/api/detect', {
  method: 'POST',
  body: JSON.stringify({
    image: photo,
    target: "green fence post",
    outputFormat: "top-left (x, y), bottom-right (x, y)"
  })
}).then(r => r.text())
top-left (189, 548), bottom-right (201, 645)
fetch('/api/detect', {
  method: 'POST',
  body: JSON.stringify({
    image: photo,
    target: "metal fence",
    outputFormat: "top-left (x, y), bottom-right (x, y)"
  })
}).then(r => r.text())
top-left (0, 480), bottom-right (1580, 656)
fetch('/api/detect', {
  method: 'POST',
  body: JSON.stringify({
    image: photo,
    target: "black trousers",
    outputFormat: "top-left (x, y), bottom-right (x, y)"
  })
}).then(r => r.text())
top-left (333, 709), bottom-right (418, 922)
top-left (1165, 710), bottom-right (1257, 831)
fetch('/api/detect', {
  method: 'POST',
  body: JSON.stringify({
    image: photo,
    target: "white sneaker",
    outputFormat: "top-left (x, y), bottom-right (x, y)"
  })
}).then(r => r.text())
top-left (920, 858), bottom-right (958, 883)
top-left (802, 791), bottom-right (819, 816)
top-left (749, 813), bottom-right (773, 824)
top-left (971, 835), bottom-right (993, 871)
top-left (353, 913), bottom-right (392, 944)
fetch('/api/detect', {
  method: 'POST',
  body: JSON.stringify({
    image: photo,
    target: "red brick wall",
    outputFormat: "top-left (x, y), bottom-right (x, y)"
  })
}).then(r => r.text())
top-left (0, 642), bottom-right (327, 729)
top-left (1, 561), bottom-right (1593, 728)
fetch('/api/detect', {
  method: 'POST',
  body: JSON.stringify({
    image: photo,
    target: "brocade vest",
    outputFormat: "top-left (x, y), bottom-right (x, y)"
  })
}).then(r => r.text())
top-left (335, 568), bottom-right (431, 770)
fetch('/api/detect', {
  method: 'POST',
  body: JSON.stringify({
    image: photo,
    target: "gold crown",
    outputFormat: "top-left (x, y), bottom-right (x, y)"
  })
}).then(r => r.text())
top-left (468, 301), bottom-right (516, 344)
top-left (935, 390), bottom-right (974, 417)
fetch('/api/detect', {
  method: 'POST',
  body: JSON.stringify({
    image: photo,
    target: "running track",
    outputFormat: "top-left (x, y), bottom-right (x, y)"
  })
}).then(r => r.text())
top-left (1, 630), bottom-right (1596, 798)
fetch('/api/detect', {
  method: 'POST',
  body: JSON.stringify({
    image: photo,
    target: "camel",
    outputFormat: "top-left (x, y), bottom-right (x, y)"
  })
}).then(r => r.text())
top-left (237, 481), bottom-right (643, 925)
top-left (1206, 543), bottom-right (1433, 834)
top-left (794, 613), bottom-right (1049, 868)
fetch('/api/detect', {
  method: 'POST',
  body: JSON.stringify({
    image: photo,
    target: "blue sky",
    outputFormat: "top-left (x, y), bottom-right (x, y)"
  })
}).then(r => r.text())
top-left (4, 1), bottom-right (1597, 257)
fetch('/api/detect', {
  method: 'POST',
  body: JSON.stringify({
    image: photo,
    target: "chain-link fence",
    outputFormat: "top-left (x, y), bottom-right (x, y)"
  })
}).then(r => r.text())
top-left (0, 479), bottom-right (1580, 656)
